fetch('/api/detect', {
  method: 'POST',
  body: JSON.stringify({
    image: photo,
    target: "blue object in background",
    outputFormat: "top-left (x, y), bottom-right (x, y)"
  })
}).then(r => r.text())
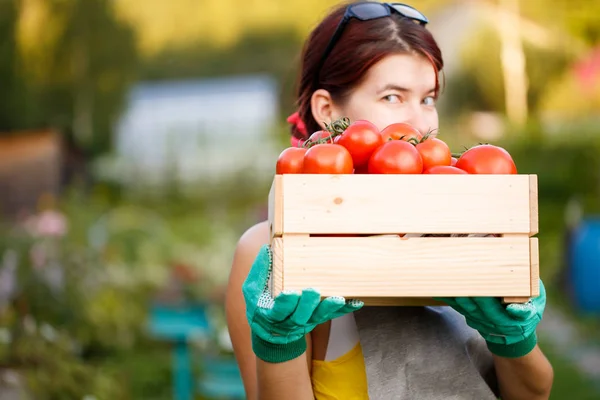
top-left (149, 303), bottom-right (211, 341)
top-left (149, 303), bottom-right (210, 400)
top-left (569, 217), bottom-right (600, 314)
top-left (148, 303), bottom-right (247, 400)
top-left (198, 356), bottom-right (246, 399)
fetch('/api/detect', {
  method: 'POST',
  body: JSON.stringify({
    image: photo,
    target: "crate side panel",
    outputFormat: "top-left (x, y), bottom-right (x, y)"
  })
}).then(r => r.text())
top-left (268, 175), bottom-right (283, 239)
top-left (281, 235), bottom-right (532, 297)
top-left (529, 175), bottom-right (539, 235)
top-left (280, 174), bottom-right (532, 235)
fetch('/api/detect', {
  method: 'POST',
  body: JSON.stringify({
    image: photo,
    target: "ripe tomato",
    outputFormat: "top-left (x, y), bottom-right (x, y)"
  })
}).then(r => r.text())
top-left (415, 137), bottom-right (451, 170)
top-left (380, 123), bottom-right (422, 143)
top-left (276, 147), bottom-right (307, 174)
top-left (451, 157), bottom-right (458, 166)
top-left (368, 140), bottom-right (423, 174)
top-left (335, 120), bottom-right (383, 167)
top-left (308, 130), bottom-right (335, 144)
top-left (303, 144), bottom-right (354, 174)
top-left (456, 145), bottom-right (517, 174)
top-left (424, 166), bottom-right (468, 174)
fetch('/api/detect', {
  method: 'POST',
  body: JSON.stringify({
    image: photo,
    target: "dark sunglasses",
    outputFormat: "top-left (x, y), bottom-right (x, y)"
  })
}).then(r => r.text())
top-left (314, 2), bottom-right (429, 87)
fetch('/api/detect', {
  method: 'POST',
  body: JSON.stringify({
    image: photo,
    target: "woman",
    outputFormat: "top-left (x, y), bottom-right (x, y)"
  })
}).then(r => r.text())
top-left (225, 2), bottom-right (554, 399)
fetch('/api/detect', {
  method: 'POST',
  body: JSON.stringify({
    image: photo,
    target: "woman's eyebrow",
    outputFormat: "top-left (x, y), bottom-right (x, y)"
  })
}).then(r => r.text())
top-left (377, 84), bottom-right (437, 95)
top-left (376, 84), bottom-right (411, 94)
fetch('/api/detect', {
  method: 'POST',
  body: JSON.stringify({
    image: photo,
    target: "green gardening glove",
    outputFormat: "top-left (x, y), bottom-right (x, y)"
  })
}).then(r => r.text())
top-left (435, 279), bottom-right (546, 358)
top-left (242, 244), bottom-right (364, 363)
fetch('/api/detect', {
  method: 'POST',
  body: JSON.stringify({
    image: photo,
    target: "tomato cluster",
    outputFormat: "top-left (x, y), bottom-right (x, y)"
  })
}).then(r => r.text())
top-left (276, 119), bottom-right (517, 175)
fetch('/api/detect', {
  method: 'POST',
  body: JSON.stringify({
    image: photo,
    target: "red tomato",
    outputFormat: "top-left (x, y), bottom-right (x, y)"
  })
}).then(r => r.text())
top-left (308, 130), bottom-right (335, 144)
top-left (415, 137), bottom-right (451, 170)
top-left (424, 166), bottom-right (468, 174)
top-left (451, 157), bottom-right (458, 166)
top-left (368, 140), bottom-right (423, 174)
top-left (456, 145), bottom-right (517, 174)
top-left (335, 120), bottom-right (383, 167)
top-left (380, 123), bottom-right (422, 143)
top-left (303, 144), bottom-right (354, 174)
top-left (276, 147), bottom-right (307, 174)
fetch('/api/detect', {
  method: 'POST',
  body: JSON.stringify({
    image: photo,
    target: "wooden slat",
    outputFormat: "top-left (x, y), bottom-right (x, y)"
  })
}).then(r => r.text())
top-left (270, 238), bottom-right (284, 297)
top-left (268, 175), bottom-right (283, 239)
top-left (360, 297), bottom-right (446, 307)
top-left (529, 175), bottom-right (539, 235)
top-left (530, 237), bottom-right (540, 296)
top-left (504, 238), bottom-right (539, 303)
top-left (272, 174), bottom-right (534, 235)
top-left (273, 235), bottom-right (532, 298)
top-left (502, 297), bottom-right (529, 303)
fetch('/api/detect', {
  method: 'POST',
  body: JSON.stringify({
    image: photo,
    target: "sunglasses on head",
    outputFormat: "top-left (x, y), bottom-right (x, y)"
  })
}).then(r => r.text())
top-left (314, 2), bottom-right (429, 88)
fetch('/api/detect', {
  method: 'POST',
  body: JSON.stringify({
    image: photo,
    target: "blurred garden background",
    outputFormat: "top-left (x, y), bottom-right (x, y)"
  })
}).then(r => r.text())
top-left (0, 0), bottom-right (599, 399)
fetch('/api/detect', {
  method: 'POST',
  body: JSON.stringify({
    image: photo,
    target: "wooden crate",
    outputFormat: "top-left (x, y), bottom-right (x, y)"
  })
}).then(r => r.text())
top-left (268, 174), bottom-right (539, 306)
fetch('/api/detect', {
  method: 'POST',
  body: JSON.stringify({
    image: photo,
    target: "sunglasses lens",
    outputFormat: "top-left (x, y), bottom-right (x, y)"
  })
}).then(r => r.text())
top-left (390, 4), bottom-right (428, 23)
top-left (351, 3), bottom-right (390, 20)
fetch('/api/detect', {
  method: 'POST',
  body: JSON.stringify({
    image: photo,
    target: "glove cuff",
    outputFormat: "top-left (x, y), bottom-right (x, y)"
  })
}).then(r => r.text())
top-left (252, 334), bottom-right (307, 364)
top-left (486, 332), bottom-right (537, 358)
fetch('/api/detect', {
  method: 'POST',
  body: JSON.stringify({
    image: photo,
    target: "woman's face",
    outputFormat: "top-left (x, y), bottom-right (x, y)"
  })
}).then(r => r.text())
top-left (332, 53), bottom-right (439, 135)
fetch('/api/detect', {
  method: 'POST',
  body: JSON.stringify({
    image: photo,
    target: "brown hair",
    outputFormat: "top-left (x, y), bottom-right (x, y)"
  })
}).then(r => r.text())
top-left (291, 1), bottom-right (444, 139)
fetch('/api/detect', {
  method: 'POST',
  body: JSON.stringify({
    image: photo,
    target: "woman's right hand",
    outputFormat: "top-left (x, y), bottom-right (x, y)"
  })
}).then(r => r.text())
top-left (242, 244), bottom-right (363, 364)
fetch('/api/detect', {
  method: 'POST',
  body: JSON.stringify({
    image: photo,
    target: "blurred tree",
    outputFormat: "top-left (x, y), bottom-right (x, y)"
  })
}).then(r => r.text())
top-left (5, 0), bottom-right (139, 155)
top-left (140, 29), bottom-right (302, 120)
top-left (114, 0), bottom-right (449, 57)
top-left (519, 0), bottom-right (600, 47)
top-left (134, 0), bottom-right (449, 123)
top-left (0, 0), bottom-right (31, 130)
top-left (497, 0), bottom-right (528, 126)
top-left (538, 50), bottom-right (600, 121)
top-left (439, 0), bottom-right (593, 127)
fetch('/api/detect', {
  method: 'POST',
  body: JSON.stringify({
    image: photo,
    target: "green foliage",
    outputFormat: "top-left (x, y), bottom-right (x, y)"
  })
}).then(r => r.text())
top-left (0, 171), bottom-right (267, 398)
top-left (0, 0), bottom-right (138, 156)
top-left (441, 24), bottom-right (574, 119)
top-left (10, 332), bottom-right (126, 400)
top-left (538, 338), bottom-right (600, 400)
top-left (140, 29), bottom-right (303, 120)
top-left (0, 0), bottom-right (27, 130)
top-left (520, 0), bottom-right (600, 47)
top-left (504, 133), bottom-right (600, 207)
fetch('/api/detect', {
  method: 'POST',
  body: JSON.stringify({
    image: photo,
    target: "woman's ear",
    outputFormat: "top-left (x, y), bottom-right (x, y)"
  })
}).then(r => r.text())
top-left (310, 89), bottom-right (339, 130)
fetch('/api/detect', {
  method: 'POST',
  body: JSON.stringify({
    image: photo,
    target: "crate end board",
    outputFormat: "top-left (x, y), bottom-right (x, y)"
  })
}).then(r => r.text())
top-left (268, 175), bottom-right (283, 240)
top-left (529, 174), bottom-right (539, 235)
top-left (269, 174), bottom-right (538, 236)
top-left (357, 297), bottom-right (536, 306)
top-left (269, 235), bottom-right (537, 301)
top-left (359, 297), bottom-right (446, 307)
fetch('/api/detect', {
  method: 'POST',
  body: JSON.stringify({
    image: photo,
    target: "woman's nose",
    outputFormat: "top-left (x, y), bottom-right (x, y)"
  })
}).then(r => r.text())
top-left (405, 105), bottom-right (431, 135)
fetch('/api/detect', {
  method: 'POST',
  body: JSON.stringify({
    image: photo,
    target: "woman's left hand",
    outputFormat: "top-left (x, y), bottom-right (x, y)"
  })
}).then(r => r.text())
top-left (435, 279), bottom-right (546, 358)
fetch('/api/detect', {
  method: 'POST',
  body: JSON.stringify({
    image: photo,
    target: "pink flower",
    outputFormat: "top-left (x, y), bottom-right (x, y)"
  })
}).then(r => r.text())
top-left (25, 210), bottom-right (68, 238)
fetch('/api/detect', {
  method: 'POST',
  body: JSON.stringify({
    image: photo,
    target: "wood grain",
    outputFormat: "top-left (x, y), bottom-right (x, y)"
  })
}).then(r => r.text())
top-left (270, 237), bottom-right (284, 297)
top-left (274, 235), bottom-right (532, 298)
top-left (273, 174), bottom-right (534, 235)
top-left (268, 175), bottom-right (283, 239)
top-left (530, 237), bottom-right (540, 296)
top-left (529, 175), bottom-right (539, 235)
top-left (359, 297), bottom-right (446, 307)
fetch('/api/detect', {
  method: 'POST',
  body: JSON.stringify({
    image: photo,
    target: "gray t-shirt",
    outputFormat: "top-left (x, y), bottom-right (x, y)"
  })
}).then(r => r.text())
top-left (354, 306), bottom-right (500, 399)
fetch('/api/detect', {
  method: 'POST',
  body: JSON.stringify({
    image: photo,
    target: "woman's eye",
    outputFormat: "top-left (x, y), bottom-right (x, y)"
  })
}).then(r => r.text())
top-left (383, 94), bottom-right (401, 103)
top-left (423, 96), bottom-right (436, 106)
